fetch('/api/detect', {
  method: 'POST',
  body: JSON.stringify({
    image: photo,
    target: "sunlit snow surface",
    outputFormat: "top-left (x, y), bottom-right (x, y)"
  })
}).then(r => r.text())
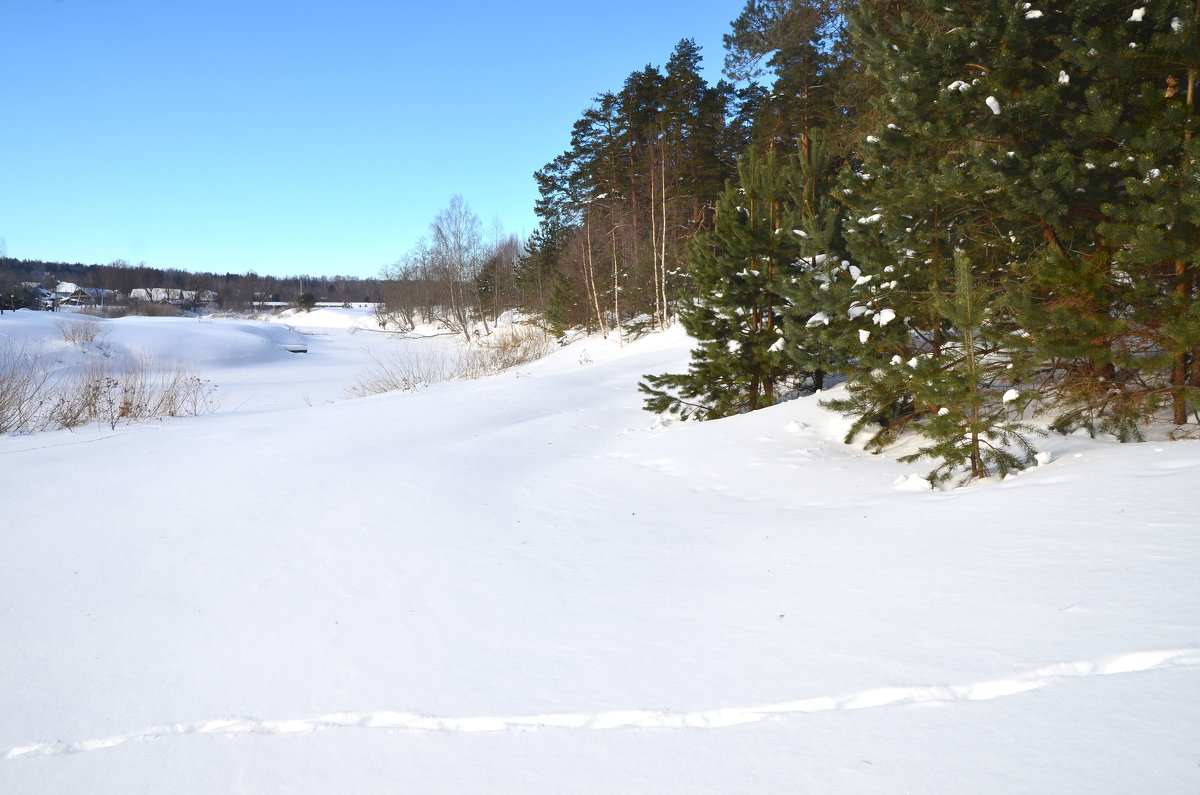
top-left (2, 308), bottom-right (1198, 793)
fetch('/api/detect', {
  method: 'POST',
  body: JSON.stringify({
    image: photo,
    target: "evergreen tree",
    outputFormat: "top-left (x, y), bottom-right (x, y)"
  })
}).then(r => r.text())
top-left (777, 131), bottom-right (856, 390)
top-left (1078, 1), bottom-right (1199, 432)
top-left (663, 39), bottom-right (731, 232)
top-left (531, 42), bottom-right (741, 332)
top-left (640, 152), bottom-right (811, 419)
top-left (515, 220), bottom-right (569, 328)
top-left (629, 0), bottom-right (1197, 479)
top-left (724, 0), bottom-right (860, 157)
top-left (897, 253), bottom-right (1041, 484)
top-left (825, 0), bottom-right (1048, 476)
top-left (1002, 1), bottom-right (1200, 437)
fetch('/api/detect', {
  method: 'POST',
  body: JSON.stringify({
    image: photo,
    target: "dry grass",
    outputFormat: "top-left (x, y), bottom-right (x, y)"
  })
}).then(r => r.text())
top-left (0, 342), bottom-right (55, 433)
top-left (460, 325), bottom-right (555, 376)
top-left (124, 301), bottom-right (183, 317)
top-left (82, 356), bottom-right (221, 429)
top-left (55, 316), bottom-right (108, 346)
top-left (349, 324), bottom-right (554, 397)
top-left (346, 346), bottom-right (456, 397)
top-left (0, 340), bottom-right (220, 433)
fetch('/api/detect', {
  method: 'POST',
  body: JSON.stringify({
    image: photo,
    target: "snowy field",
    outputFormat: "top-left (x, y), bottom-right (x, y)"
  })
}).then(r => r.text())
top-left (1, 307), bottom-right (1198, 793)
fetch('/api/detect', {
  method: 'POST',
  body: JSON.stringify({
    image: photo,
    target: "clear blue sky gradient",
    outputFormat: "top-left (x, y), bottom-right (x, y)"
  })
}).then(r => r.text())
top-left (2, 0), bottom-right (740, 278)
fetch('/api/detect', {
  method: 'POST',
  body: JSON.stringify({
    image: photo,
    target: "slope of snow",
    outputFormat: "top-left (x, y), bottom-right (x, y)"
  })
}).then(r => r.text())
top-left (1, 310), bottom-right (1197, 793)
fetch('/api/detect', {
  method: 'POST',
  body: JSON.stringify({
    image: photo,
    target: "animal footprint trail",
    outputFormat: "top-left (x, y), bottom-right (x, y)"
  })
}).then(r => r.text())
top-left (6, 648), bottom-right (1198, 761)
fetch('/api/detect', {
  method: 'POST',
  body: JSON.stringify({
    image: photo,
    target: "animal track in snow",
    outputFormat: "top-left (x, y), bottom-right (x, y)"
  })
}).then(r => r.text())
top-left (5, 648), bottom-right (1198, 761)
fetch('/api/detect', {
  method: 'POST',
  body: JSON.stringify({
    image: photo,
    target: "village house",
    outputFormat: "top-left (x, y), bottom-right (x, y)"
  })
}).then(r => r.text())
top-left (55, 282), bottom-right (120, 308)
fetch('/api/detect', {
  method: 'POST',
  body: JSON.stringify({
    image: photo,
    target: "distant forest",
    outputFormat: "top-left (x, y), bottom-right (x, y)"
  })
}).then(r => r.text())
top-left (1, 256), bottom-right (382, 310)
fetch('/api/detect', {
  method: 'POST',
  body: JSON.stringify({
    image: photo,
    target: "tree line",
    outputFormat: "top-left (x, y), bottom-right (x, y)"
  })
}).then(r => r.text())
top-left (1, 257), bottom-right (384, 312)
top-left (634, 0), bottom-right (1199, 484)
top-left (390, 0), bottom-right (1197, 483)
top-left (377, 37), bottom-right (759, 341)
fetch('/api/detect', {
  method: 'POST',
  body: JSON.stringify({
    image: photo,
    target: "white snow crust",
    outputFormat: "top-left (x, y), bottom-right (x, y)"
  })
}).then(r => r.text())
top-left (1, 309), bottom-right (1198, 793)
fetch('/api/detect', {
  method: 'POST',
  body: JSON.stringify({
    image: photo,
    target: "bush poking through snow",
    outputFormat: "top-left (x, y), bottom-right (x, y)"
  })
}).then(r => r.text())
top-left (0, 342), bottom-right (56, 433)
top-left (121, 300), bottom-right (183, 318)
top-left (81, 356), bottom-right (221, 430)
top-left (0, 341), bottom-right (219, 433)
top-left (348, 325), bottom-right (554, 397)
top-left (458, 325), bottom-right (554, 377)
top-left (55, 316), bottom-right (108, 347)
top-left (347, 347), bottom-right (457, 396)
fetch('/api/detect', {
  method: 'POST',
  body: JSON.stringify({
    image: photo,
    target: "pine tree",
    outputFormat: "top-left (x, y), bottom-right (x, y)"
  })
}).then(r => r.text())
top-left (1005, 1), bottom-right (1200, 438)
top-left (824, 0), bottom-right (1047, 475)
top-left (723, 0), bottom-right (850, 155)
top-left (777, 131), bottom-right (855, 389)
top-left (1085, 1), bottom-right (1200, 431)
top-left (897, 253), bottom-right (1041, 484)
top-left (664, 39), bottom-right (729, 230)
top-left (531, 43), bottom-right (740, 332)
top-left (640, 152), bottom-right (810, 419)
top-left (516, 220), bottom-right (569, 329)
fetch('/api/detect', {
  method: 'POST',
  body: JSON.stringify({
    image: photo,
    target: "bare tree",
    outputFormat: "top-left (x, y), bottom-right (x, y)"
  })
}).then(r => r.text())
top-left (430, 195), bottom-right (485, 341)
top-left (378, 244), bottom-right (434, 331)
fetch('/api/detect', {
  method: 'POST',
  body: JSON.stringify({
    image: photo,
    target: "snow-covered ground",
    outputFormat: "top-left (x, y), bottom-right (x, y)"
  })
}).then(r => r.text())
top-left (1, 308), bottom-right (1197, 793)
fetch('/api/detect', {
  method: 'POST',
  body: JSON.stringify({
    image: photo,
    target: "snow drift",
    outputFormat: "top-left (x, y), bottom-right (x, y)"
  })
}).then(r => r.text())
top-left (1, 309), bottom-right (1197, 793)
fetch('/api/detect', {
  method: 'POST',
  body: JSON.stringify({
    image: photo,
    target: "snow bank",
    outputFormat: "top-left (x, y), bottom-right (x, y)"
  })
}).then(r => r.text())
top-left (1, 313), bottom-right (1197, 794)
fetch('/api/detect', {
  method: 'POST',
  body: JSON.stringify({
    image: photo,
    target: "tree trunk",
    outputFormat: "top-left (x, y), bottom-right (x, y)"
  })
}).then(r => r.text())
top-left (650, 148), bottom-right (662, 329)
top-left (660, 151), bottom-right (669, 328)
top-left (612, 225), bottom-right (622, 347)
top-left (585, 209), bottom-right (607, 337)
top-left (1173, 258), bottom-right (1188, 425)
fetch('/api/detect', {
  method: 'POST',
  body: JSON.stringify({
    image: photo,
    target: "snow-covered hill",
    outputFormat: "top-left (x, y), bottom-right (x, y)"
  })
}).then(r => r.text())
top-left (2, 309), bottom-right (1197, 793)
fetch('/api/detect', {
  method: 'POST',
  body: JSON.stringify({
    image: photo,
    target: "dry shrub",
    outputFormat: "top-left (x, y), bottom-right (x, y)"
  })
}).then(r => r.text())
top-left (347, 346), bottom-right (456, 397)
top-left (348, 324), bottom-right (553, 397)
top-left (0, 342), bottom-right (219, 433)
top-left (78, 306), bottom-right (128, 319)
top-left (55, 316), bottom-right (108, 346)
top-left (0, 342), bottom-right (55, 433)
top-left (460, 325), bottom-right (554, 376)
top-left (80, 356), bottom-right (221, 429)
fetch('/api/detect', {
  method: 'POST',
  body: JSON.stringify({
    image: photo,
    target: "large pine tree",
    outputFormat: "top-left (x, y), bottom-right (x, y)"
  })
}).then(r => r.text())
top-left (777, 131), bottom-right (856, 389)
top-left (823, 0), bottom-right (1200, 476)
top-left (994, 1), bottom-right (1200, 438)
top-left (532, 41), bottom-right (742, 332)
top-left (823, 1), bottom-right (1053, 478)
top-left (640, 152), bottom-right (812, 419)
top-left (630, 0), bottom-right (1199, 478)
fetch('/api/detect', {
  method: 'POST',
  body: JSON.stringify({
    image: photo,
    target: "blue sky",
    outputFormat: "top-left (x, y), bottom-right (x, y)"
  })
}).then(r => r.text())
top-left (1, 0), bottom-right (738, 279)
